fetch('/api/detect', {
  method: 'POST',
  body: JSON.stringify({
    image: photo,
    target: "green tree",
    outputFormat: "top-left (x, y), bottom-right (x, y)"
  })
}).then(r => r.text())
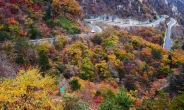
top-left (171, 40), bottom-right (179, 50)
top-left (69, 78), bottom-right (81, 91)
top-left (168, 54), bottom-right (173, 68)
top-left (160, 64), bottom-right (171, 74)
top-left (140, 91), bottom-right (170, 110)
top-left (171, 92), bottom-right (184, 110)
top-left (43, 5), bottom-right (51, 21)
top-left (79, 57), bottom-right (94, 81)
top-left (154, 91), bottom-right (170, 110)
top-left (0, 31), bottom-right (12, 41)
top-left (159, 36), bottom-right (164, 45)
top-left (100, 87), bottom-right (135, 110)
top-left (132, 39), bottom-right (141, 49)
top-left (28, 24), bottom-right (40, 39)
top-left (152, 48), bottom-right (162, 59)
top-left (15, 53), bottom-right (26, 65)
top-left (182, 43), bottom-right (184, 50)
top-left (38, 51), bottom-right (50, 76)
top-left (103, 35), bottom-right (119, 47)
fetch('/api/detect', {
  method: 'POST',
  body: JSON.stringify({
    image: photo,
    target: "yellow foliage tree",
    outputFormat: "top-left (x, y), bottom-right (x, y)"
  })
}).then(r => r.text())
top-left (36, 41), bottom-right (50, 53)
top-left (2, 41), bottom-right (14, 54)
top-left (95, 60), bottom-right (110, 79)
top-left (107, 54), bottom-right (120, 67)
top-left (54, 35), bottom-right (66, 50)
top-left (66, 42), bottom-right (87, 65)
top-left (0, 69), bottom-right (63, 110)
top-left (52, 0), bottom-right (81, 17)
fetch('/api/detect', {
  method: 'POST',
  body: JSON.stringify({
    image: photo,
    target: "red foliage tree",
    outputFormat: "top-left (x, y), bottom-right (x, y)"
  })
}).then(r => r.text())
top-left (94, 95), bottom-right (103, 103)
top-left (0, 0), bottom-right (5, 8)
top-left (10, 0), bottom-right (16, 4)
top-left (32, 4), bottom-right (40, 12)
top-left (8, 17), bottom-right (16, 24)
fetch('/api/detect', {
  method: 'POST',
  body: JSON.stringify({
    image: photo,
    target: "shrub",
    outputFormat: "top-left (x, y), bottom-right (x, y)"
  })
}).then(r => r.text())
top-left (45, 19), bottom-right (58, 28)
top-left (69, 78), bottom-right (81, 91)
top-left (8, 24), bottom-right (21, 35)
top-left (71, 26), bottom-right (81, 34)
top-left (62, 93), bottom-right (89, 110)
top-left (95, 90), bottom-right (102, 97)
top-left (91, 34), bottom-right (102, 45)
top-left (38, 51), bottom-right (51, 74)
top-left (15, 53), bottom-right (26, 65)
top-left (0, 31), bottom-right (12, 41)
top-left (57, 65), bottom-right (66, 73)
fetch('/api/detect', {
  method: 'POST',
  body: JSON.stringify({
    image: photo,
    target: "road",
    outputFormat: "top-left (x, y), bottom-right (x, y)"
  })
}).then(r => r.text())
top-left (109, 17), bottom-right (165, 27)
top-left (88, 23), bottom-right (102, 33)
top-left (86, 17), bottom-right (177, 51)
top-left (21, 16), bottom-right (175, 52)
top-left (85, 17), bottom-right (166, 28)
top-left (23, 16), bottom-right (165, 45)
top-left (163, 18), bottom-right (177, 50)
top-left (25, 23), bottom-right (102, 45)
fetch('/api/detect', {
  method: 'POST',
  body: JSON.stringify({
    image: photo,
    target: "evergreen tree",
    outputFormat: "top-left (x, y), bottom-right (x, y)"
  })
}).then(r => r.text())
top-left (171, 92), bottom-right (184, 109)
top-left (100, 87), bottom-right (134, 110)
top-left (182, 43), bottom-right (184, 50)
top-left (168, 54), bottom-right (173, 68)
top-left (43, 5), bottom-right (51, 21)
top-left (152, 48), bottom-right (162, 59)
top-left (15, 53), bottom-right (26, 65)
top-left (29, 25), bottom-right (40, 39)
top-left (0, 31), bottom-right (11, 41)
top-left (38, 51), bottom-right (50, 76)
top-left (69, 78), bottom-right (81, 91)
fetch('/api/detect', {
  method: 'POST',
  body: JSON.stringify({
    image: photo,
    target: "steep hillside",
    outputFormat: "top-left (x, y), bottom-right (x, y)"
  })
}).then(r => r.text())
top-left (168, 0), bottom-right (184, 25)
top-left (1, 25), bottom-right (184, 109)
top-left (146, 0), bottom-right (184, 25)
top-left (0, 0), bottom-right (83, 41)
top-left (78, 0), bottom-right (184, 26)
top-left (78, 0), bottom-right (155, 21)
top-left (1, 0), bottom-right (184, 110)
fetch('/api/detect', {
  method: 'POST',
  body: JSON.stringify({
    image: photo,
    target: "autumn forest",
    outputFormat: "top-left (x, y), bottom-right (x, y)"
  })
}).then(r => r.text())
top-left (0, 0), bottom-right (184, 110)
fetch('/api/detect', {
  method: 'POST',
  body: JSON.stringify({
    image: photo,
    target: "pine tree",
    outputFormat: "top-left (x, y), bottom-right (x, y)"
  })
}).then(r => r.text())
top-left (69, 78), bottom-right (81, 91)
top-left (43, 5), bottom-right (51, 21)
top-left (100, 87), bottom-right (135, 110)
top-left (182, 43), bottom-right (184, 50)
top-left (15, 53), bottom-right (26, 65)
top-left (39, 51), bottom-right (50, 76)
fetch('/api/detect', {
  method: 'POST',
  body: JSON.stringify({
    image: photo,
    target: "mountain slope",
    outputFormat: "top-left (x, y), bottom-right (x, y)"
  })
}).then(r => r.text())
top-left (0, 0), bottom-right (82, 41)
top-left (78, 0), bottom-right (155, 21)
top-left (78, 0), bottom-right (184, 26)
